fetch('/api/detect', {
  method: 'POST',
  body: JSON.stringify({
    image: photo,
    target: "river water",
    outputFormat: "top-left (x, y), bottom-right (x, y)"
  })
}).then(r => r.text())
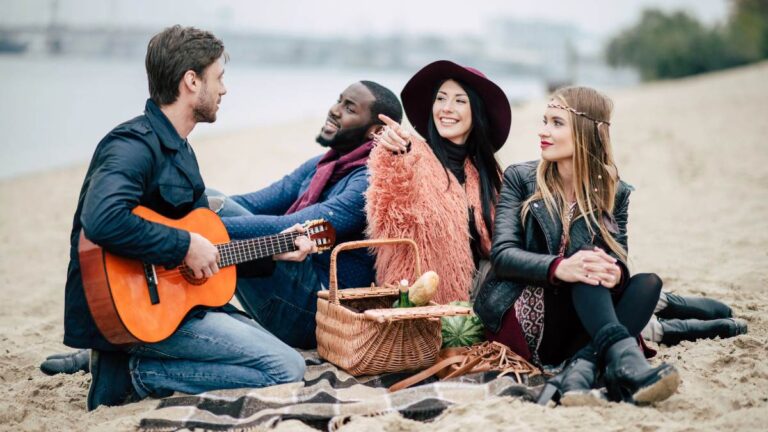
top-left (0, 55), bottom-right (546, 179)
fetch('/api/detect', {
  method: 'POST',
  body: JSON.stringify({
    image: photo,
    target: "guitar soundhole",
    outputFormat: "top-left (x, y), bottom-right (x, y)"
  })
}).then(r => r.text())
top-left (180, 266), bottom-right (208, 286)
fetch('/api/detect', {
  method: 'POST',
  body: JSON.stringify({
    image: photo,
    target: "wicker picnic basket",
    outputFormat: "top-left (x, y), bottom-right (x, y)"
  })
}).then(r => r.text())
top-left (316, 239), bottom-right (473, 376)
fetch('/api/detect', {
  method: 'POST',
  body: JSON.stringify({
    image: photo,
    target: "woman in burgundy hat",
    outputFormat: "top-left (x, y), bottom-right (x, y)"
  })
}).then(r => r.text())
top-left (366, 60), bottom-right (510, 304)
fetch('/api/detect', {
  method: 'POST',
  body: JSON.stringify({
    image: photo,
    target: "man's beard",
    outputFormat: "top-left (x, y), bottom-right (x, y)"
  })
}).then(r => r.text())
top-left (193, 86), bottom-right (217, 123)
top-left (316, 124), bottom-right (370, 151)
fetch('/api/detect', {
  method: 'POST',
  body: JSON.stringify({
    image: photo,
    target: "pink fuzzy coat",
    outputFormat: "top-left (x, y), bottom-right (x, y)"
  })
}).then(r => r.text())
top-left (365, 137), bottom-right (493, 303)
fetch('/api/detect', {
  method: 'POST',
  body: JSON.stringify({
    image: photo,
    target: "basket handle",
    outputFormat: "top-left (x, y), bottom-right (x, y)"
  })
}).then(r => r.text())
top-left (328, 238), bottom-right (421, 304)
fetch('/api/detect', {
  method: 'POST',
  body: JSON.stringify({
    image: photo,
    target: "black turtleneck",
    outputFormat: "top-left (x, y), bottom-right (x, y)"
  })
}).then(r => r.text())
top-left (436, 138), bottom-right (483, 268)
top-left (439, 138), bottom-right (469, 184)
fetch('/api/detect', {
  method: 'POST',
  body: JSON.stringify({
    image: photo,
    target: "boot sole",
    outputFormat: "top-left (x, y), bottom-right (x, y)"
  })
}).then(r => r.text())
top-left (560, 389), bottom-right (609, 407)
top-left (632, 366), bottom-right (681, 405)
top-left (86, 350), bottom-right (100, 411)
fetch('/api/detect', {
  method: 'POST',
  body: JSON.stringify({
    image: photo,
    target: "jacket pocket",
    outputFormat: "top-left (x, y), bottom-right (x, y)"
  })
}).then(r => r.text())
top-left (158, 165), bottom-right (194, 208)
top-left (473, 276), bottom-right (523, 334)
top-left (159, 184), bottom-right (194, 208)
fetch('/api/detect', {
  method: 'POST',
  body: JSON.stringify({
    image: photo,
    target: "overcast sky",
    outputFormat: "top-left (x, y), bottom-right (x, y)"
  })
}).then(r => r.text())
top-left (1, 0), bottom-right (729, 38)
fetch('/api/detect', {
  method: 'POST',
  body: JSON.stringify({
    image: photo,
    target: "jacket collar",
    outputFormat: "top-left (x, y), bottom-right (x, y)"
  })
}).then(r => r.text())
top-left (529, 198), bottom-right (562, 255)
top-left (525, 162), bottom-right (635, 257)
top-left (144, 99), bottom-right (186, 151)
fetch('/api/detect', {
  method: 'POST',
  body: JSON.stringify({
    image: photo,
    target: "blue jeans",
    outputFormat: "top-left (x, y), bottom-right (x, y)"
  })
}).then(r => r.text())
top-left (209, 189), bottom-right (323, 349)
top-left (236, 260), bottom-right (322, 349)
top-left (127, 311), bottom-right (305, 398)
top-left (207, 188), bottom-right (250, 217)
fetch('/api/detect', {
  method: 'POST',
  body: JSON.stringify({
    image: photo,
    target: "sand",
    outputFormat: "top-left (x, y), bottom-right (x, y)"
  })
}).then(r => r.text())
top-left (1, 61), bottom-right (766, 431)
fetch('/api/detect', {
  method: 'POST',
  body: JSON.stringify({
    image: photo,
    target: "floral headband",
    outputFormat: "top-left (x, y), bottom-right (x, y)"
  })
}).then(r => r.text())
top-left (547, 103), bottom-right (610, 127)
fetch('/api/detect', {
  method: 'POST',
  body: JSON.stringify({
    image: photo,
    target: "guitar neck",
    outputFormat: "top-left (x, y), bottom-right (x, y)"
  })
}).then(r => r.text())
top-left (217, 232), bottom-right (303, 267)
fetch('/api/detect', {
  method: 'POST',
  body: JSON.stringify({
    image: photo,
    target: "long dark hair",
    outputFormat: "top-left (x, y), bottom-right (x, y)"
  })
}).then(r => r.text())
top-left (426, 79), bottom-right (502, 234)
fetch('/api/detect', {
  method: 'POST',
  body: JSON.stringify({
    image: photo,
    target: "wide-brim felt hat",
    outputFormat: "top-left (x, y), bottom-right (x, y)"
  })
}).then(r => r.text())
top-left (400, 60), bottom-right (511, 152)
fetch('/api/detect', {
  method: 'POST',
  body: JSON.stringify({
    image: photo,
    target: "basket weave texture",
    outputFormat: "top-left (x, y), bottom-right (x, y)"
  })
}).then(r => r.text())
top-left (316, 239), bottom-right (471, 376)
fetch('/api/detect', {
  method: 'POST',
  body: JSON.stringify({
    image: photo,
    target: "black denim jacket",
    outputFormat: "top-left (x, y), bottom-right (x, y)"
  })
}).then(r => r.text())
top-left (63, 99), bottom-right (272, 351)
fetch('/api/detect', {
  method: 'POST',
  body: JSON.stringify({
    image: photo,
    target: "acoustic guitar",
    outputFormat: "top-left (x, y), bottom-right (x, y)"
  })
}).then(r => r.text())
top-left (79, 205), bottom-right (335, 345)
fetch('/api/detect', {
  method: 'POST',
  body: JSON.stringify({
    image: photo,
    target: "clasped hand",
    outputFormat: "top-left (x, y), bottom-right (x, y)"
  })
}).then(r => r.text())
top-left (554, 247), bottom-right (622, 289)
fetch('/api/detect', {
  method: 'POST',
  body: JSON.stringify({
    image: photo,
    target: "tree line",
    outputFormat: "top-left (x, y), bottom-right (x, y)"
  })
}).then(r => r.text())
top-left (606, 0), bottom-right (768, 80)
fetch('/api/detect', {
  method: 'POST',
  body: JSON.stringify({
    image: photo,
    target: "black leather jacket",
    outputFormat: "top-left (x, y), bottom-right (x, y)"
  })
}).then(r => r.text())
top-left (474, 160), bottom-right (633, 333)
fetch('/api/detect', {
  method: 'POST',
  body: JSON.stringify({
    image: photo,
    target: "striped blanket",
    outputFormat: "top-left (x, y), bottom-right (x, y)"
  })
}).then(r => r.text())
top-left (139, 352), bottom-right (542, 431)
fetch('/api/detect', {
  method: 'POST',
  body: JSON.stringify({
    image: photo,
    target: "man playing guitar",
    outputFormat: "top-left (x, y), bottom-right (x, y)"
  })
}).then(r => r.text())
top-left (63, 25), bottom-right (315, 410)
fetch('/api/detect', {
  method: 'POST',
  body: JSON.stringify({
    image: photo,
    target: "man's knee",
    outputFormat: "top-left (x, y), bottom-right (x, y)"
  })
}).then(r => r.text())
top-left (274, 349), bottom-right (305, 383)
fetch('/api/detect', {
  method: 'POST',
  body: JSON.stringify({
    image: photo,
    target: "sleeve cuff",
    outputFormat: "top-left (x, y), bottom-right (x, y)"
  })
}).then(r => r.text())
top-left (548, 257), bottom-right (564, 285)
top-left (167, 229), bottom-right (190, 268)
top-left (617, 260), bottom-right (629, 286)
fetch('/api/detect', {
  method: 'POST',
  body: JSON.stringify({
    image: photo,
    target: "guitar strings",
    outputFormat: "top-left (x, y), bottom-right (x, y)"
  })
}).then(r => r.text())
top-left (150, 231), bottom-right (311, 280)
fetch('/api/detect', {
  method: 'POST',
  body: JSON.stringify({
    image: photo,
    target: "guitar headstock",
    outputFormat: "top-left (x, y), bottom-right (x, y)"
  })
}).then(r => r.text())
top-left (303, 219), bottom-right (336, 253)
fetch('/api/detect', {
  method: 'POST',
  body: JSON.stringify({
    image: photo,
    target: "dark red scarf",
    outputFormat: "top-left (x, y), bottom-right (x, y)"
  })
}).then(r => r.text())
top-left (285, 140), bottom-right (374, 214)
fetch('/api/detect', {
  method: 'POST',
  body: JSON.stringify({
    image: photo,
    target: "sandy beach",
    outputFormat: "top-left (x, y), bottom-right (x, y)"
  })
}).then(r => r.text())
top-left (1, 61), bottom-right (766, 431)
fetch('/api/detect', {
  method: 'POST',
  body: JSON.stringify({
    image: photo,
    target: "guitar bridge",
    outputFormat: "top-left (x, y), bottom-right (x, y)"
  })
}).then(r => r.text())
top-left (143, 263), bottom-right (160, 305)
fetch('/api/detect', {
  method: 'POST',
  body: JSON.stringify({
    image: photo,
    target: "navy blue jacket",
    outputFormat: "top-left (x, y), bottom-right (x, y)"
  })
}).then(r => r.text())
top-left (64, 100), bottom-right (272, 351)
top-left (223, 155), bottom-right (375, 289)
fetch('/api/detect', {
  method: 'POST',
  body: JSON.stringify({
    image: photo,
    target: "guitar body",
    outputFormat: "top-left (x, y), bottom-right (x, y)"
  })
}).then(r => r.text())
top-left (80, 206), bottom-right (236, 345)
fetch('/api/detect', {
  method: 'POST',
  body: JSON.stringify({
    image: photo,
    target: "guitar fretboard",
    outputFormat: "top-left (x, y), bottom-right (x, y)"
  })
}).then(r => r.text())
top-left (217, 232), bottom-right (304, 267)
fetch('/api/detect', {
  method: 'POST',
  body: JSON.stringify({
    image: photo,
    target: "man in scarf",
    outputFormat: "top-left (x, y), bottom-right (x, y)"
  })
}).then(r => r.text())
top-left (211, 81), bottom-right (403, 348)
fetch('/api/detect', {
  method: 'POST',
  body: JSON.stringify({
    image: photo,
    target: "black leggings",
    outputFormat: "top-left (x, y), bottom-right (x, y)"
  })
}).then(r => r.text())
top-left (535, 273), bottom-right (663, 365)
top-left (571, 273), bottom-right (663, 338)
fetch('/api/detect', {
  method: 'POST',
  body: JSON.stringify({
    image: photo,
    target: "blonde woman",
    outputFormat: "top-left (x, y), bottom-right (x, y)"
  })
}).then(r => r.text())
top-left (473, 87), bottom-right (680, 405)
